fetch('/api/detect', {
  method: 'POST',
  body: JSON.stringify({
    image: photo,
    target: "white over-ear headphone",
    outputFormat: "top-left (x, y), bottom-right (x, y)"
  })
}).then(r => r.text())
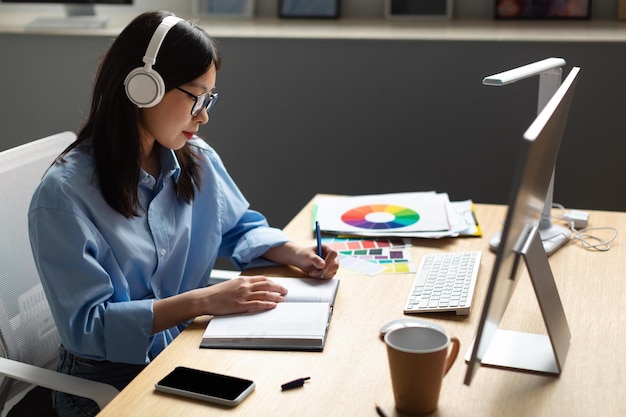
top-left (124, 15), bottom-right (184, 108)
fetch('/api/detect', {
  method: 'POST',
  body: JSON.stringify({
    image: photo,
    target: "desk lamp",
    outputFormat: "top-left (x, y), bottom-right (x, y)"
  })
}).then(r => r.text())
top-left (485, 57), bottom-right (570, 256)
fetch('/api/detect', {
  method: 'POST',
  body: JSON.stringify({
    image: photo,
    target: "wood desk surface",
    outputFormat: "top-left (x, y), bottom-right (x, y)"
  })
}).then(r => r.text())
top-left (97, 199), bottom-right (626, 417)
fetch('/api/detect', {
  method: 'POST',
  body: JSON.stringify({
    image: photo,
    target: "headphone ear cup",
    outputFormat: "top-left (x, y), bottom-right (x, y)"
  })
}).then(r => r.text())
top-left (124, 67), bottom-right (166, 108)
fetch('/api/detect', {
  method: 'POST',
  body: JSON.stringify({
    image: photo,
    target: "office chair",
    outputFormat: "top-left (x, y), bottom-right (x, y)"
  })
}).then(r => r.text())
top-left (0, 132), bottom-right (119, 416)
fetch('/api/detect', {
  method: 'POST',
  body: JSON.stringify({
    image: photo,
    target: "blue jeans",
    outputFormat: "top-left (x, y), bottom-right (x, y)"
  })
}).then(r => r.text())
top-left (53, 347), bottom-right (145, 417)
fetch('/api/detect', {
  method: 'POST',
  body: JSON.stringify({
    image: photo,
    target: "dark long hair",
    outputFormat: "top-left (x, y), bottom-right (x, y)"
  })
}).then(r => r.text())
top-left (62, 10), bottom-right (222, 217)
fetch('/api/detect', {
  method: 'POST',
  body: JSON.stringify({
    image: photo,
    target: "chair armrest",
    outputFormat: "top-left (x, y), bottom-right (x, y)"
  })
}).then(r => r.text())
top-left (0, 357), bottom-right (119, 409)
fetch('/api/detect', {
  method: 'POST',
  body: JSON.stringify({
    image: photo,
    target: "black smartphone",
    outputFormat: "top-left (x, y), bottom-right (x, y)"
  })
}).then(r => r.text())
top-left (155, 366), bottom-right (255, 407)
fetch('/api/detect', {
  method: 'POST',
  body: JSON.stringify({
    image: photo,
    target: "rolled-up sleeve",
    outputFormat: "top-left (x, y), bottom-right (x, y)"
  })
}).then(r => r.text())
top-left (228, 211), bottom-right (291, 270)
top-left (198, 143), bottom-right (291, 270)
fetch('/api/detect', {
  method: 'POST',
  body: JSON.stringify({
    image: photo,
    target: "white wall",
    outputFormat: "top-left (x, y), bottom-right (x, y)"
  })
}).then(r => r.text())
top-left (0, 0), bottom-right (620, 20)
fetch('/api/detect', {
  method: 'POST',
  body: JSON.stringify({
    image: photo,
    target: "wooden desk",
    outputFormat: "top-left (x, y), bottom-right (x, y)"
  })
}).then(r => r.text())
top-left (97, 199), bottom-right (626, 416)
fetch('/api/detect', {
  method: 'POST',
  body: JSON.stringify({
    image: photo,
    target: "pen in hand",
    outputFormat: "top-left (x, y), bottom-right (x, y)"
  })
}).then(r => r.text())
top-left (315, 221), bottom-right (323, 279)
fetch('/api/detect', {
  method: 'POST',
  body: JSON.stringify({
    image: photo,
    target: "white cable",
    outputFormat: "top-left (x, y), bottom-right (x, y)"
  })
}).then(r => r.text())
top-left (550, 203), bottom-right (618, 252)
top-left (569, 225), bottom-right (617, 252)
top-left (551, 203), bottom-right (567, 218)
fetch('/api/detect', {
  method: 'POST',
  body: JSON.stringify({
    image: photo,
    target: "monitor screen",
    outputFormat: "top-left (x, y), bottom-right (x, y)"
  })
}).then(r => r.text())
top-left (464, 66), bottom-right (580, 384)
top-left (2, 0), bottom-right (132, 28)
top-left (2, 0), bottom-right (131, 3)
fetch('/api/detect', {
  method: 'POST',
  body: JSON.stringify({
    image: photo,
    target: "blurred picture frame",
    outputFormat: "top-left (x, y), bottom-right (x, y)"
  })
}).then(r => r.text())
top-left (279, 0), bottom-right (340, 19)
top-left (384, 0), bottom-right (453, 20)
top-left (193, 0), bottom-right (255, 18)
top-left (495, 0), bottom-right (591, 19)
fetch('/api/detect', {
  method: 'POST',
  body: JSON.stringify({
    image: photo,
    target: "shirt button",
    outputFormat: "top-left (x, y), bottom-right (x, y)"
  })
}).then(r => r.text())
top-left (160, 249), bottom-right (167, 256)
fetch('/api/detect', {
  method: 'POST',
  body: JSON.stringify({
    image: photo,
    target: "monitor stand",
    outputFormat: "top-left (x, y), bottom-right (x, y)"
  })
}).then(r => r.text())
top-left (489, 229), bottom-right (569, 258)
top-left (469, 226), bottom-right (571, 374)
top-left (26, 5), bottom-right (109, 30)
top-left (489, 171), bottom-right (571, 256)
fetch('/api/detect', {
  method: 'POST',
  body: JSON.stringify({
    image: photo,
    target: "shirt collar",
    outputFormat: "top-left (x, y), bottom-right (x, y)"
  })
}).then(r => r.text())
top-left (138, 147), bottom-right (181, 186)
top-left (161, 148), bottom-right (181, 184)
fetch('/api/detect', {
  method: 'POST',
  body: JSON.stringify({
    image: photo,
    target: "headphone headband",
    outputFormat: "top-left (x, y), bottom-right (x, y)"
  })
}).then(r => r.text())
top-left (143, 15), bottom-right (183, 68)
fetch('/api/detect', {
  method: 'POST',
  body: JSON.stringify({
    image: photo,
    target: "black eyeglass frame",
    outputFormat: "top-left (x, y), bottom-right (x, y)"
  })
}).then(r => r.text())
top-left (175, 86), bottom-right (219, 117)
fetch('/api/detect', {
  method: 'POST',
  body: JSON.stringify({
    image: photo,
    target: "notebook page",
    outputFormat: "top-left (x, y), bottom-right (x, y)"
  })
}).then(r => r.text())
top-left (267, 277), bottom-right (338, 303)
top-left (203, 302), bottom-right (331, 338)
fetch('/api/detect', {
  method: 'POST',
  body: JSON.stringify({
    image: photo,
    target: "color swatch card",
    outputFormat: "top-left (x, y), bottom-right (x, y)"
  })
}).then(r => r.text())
top-left (322, 237), bottom-right (416, 275)
top-left (339, 247), bottom-right (416, 274)
top-left (337, 253), bottom-right (387, 276)
top-left (322, 236), bottom-right (412, 251)
top-left (314, 192), bottom-right (452, 237)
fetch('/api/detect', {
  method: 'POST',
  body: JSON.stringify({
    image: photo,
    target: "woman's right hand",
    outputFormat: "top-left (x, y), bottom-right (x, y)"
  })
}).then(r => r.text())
top-left (153, 275), bottom-right (288, 334)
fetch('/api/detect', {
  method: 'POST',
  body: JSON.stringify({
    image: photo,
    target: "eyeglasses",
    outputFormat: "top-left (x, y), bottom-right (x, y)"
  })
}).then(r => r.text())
top-left (175, 86), bottom-right (219, 117)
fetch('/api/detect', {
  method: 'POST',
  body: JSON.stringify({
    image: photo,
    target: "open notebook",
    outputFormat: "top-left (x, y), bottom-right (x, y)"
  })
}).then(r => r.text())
top-left (200, 277), bottom-right (339, 351)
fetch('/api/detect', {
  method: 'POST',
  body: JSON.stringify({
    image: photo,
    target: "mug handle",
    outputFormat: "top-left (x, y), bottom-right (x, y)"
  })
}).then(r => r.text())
top-left (443, 337), bottom-right (460, 375)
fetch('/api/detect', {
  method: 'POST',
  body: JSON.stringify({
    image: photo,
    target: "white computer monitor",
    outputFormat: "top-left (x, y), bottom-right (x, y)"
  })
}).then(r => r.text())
top-left (1, 0), bottom-right (133, 29)
top-left (464, 66), bottom-right (580, 385)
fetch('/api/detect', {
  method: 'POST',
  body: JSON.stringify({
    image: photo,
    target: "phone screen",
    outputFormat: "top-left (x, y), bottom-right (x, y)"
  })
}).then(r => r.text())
top-left (156, 366), bottom-right (255, 405)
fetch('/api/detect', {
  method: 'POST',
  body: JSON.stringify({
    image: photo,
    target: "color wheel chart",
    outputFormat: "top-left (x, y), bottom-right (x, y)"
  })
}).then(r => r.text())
top-left (341, 204), bottom-right (420, 230)
top-left (314, 192), bottom-right (452, 235)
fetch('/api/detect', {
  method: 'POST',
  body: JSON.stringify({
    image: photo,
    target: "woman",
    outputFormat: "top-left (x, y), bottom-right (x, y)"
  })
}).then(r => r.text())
top-left (28, 10), bottom-right (338, 417)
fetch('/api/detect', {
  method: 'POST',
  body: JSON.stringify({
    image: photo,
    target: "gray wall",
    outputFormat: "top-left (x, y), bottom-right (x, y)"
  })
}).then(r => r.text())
top-left (209, 37), bottom-right (626, 226)
top-left (1, 32), bottom-right (625, 228)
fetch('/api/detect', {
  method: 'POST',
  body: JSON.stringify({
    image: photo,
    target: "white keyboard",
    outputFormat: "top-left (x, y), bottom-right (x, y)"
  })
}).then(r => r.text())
top-left (404, 251), bottom-right (481, 316)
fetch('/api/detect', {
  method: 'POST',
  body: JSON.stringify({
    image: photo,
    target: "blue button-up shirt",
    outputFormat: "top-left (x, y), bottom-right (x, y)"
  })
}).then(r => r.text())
top-left (28, 138), bottom-right (290, 364)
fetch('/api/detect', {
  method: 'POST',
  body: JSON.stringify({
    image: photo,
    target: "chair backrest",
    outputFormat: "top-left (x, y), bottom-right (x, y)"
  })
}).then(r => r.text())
top-left (0, 132), bottom-right (76, 402)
